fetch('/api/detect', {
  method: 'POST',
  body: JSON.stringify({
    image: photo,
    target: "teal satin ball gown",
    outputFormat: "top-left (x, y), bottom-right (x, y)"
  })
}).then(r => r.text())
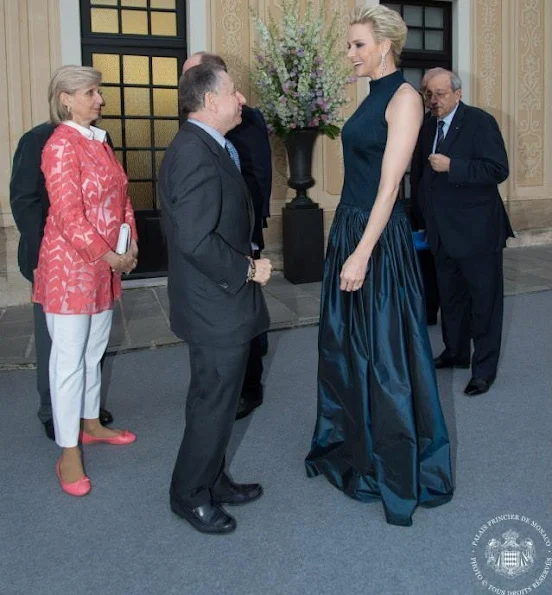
top-left (305, 71), bottom-right (454, 526)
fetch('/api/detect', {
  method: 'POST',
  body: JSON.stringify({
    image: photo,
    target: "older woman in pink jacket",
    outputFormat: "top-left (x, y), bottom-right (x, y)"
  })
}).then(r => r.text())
top-left (33, 65), bottom-right (138, 497)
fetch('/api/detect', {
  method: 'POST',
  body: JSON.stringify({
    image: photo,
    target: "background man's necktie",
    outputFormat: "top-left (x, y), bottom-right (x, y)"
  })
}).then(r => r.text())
top-left (225, 140), bottom-right (241, 171)
top-left (435, 120), bottom-right (445, 153)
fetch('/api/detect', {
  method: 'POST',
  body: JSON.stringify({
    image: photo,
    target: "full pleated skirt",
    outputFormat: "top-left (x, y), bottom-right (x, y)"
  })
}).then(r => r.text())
top-left (305, 203), bottom-right (454, 526)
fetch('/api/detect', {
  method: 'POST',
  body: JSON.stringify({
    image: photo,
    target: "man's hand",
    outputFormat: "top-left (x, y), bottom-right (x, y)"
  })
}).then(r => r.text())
top-left (252, 258), bottom-right (272, 286)
top-left (340, 251), bottom-right (370, 292)
top-left (428, 153), bottom-right (450, 173)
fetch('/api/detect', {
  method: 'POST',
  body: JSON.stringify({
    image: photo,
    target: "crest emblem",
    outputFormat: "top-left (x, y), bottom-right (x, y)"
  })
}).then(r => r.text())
top-left (485, 530), bottom-right (536, 578)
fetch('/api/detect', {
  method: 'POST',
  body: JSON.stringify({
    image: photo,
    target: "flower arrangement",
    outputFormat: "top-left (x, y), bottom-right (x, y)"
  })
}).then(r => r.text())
top-left (250, 0), bottom-right (354, 140)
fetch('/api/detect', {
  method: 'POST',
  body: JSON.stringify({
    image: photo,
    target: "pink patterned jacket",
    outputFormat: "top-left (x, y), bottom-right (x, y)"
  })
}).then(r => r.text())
top-left (33, 124), bottom-right (138, 314)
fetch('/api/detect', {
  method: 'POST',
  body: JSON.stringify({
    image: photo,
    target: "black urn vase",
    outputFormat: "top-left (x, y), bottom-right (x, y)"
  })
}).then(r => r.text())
top-left (284, 128), bottom-right (319, 209)
top-left (282, 128), bottom-right (324, 284)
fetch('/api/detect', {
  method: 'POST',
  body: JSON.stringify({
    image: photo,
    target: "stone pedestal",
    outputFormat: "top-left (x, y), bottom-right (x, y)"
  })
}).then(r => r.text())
top-left (282, 206), bottom-right (324, 284)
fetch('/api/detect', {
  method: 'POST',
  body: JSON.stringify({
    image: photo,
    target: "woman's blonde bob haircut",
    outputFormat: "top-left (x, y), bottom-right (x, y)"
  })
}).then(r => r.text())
top-left (48, 65), bottom-right (102, 125)
top-left (349, 5), bottom-right (408, 66)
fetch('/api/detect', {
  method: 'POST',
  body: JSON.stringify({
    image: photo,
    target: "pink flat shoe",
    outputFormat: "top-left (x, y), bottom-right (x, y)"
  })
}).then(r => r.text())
top-left (80, 429), bottom-right (136, 445)
top-left (56, 458), bottom-right (91, 497)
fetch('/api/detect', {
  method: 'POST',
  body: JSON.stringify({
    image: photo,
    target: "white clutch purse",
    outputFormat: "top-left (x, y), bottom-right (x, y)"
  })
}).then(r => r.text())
top-left (116, 223), bottom-right (131, 254)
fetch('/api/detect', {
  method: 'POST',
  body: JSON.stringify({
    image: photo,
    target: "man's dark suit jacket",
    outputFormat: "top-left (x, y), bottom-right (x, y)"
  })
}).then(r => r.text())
top-left (10, 122), bottom-right (56, 282)
top-left (159, 121), bottom-right (270, 347)
top-left (225, 105), bottom-right (272, 251)
top-left (410, 101), bottom-right (513, 259)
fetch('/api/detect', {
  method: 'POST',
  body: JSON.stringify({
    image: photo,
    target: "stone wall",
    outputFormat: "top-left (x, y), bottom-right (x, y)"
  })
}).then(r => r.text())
top-left (0, 0), bottom-right (61, 306)
top-left (472, 0), bottom-right (552, 244)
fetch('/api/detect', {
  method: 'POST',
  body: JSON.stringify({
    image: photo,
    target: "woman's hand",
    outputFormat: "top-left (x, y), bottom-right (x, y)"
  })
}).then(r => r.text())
top-left (340, 251), bottom-right (370, 292)
top-left (102, 250), bottom-right (136, 274)
top-left (129, 239), bottom-right (138, 270)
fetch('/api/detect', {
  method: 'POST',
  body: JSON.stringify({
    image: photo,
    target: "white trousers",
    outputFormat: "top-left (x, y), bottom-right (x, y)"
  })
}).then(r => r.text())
top-left (45, 310), bottom-right (113, 448)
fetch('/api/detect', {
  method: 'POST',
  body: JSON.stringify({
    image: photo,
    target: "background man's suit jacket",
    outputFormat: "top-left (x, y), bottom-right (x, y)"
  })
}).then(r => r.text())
top-left (225, 105), bottom-right (272, 251)
top-left (410, 101), bottom-right (513, 259)
top-left (10, 122), bottom-right (56, 282)
top-left (159, 121), bottom-right (269, 347)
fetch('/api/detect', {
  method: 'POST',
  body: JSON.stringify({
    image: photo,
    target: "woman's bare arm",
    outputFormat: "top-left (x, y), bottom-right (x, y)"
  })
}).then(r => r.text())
top-left (340, 83), bottom-right (423, 292)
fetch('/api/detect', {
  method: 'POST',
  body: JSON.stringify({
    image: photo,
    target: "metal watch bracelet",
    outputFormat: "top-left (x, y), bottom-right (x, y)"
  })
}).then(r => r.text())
top-left (247, 257), bottom-right (256, 282)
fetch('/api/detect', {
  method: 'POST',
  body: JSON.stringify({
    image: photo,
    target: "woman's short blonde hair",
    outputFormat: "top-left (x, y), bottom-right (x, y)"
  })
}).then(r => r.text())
top-left (48, 65), bottom-right (102, 124)
top-left (350, 5), bottom-right (408, 65)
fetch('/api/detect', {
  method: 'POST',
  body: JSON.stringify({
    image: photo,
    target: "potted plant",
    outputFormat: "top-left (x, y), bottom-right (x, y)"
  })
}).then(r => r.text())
top-left (251, 0), bottom-right (353, 209)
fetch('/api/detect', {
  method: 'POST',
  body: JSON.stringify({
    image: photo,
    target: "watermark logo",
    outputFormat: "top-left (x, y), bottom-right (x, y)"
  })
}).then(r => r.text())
top-left (471, 514), bottom-right (552, 593)
top-left (485, 530), bottom-right (535, 578)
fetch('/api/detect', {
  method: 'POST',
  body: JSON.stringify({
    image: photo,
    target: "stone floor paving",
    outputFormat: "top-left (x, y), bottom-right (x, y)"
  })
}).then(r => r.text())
top-left (1, 244), bottom-right (551, 368)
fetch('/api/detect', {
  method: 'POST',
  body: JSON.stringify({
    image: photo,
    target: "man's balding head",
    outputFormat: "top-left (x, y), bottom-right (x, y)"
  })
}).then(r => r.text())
top-left (421, 67), bottom-right (449, 92)
top-left (183, 52), bottom-right (227, 75)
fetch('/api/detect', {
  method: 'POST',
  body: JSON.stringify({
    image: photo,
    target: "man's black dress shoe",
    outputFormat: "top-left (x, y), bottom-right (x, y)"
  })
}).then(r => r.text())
top-left (235, 390), bottom-right (263, 420)
top-left (99, 407), bottom-right (113, 425)
top-left (212, 481), bottom-right (263, 506)
top-left (434, 353), bottom-right (470, 369)
top-left (464, 377), bottom-right (493, 396)
top-left (43, 419), bottom-right (55, 441)
top-left (171, 501), bottom-right (236, 534)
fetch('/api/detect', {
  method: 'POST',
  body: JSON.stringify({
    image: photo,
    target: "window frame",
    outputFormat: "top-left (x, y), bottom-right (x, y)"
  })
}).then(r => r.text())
top-left (80, 0), bottom-right (186, 49)
top-left (79, 0), bottom-right (187, 276)
top-left (80, 0), bottom-right (186, 211)
top-left (384, 0), bottom-right (453, 71)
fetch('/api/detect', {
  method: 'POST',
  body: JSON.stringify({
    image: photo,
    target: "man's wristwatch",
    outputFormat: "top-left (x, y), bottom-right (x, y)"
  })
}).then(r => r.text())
top-left (246, 256), bottom-right (256, 282)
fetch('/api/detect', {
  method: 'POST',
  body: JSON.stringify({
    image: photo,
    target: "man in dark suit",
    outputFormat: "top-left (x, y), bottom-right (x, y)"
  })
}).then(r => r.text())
top-left (226, 102), bottom-right (272, 253)
top-left (183, 51), bottom-right (272, 420)
top-left (10, 123), bottom-right (113, 440)
top-left (410, 69), bottom-right (513, 397)
top-left (408, 69), bottom-right (444, 326)
top-left (159, 63), bottom-right (272, 534)
top-left (227, 105), bottom-right (271, 418)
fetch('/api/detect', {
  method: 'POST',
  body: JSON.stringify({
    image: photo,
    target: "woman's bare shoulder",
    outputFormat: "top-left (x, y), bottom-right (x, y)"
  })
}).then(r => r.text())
top-left (387, 82), bottom-right (423, 122)
top-left (393, 82), bottom-right (422, 105)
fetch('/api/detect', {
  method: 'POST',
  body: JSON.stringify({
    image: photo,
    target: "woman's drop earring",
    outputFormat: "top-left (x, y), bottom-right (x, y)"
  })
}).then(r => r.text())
top-left (380, 53), bottom-right (387, 78)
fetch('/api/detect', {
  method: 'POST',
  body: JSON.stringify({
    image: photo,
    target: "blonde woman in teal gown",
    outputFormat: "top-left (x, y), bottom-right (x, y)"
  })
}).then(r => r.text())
top-left (305, 5), bottom-right (454, 526)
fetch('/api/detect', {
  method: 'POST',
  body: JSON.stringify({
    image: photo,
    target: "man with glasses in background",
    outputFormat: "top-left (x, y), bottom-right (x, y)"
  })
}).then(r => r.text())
top-left (410, 69), bottom-right (513, 397)
top-left (409, 68), bottom-right (444, 327)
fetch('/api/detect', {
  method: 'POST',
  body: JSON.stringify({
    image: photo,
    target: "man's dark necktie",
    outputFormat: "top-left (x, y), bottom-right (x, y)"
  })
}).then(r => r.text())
top-left (225, 140), bottom-right (241, 172)
top-left (435, 120), bottom-right (445, 153)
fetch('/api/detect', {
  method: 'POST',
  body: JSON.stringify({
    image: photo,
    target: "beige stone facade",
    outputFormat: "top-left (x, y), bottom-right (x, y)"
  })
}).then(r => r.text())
top-left (1, 0), bottom-right (551, 306)
top-left (0, 0), bottom-right (60, 306)
top-left (472, 0), bottom-right (552, 242)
